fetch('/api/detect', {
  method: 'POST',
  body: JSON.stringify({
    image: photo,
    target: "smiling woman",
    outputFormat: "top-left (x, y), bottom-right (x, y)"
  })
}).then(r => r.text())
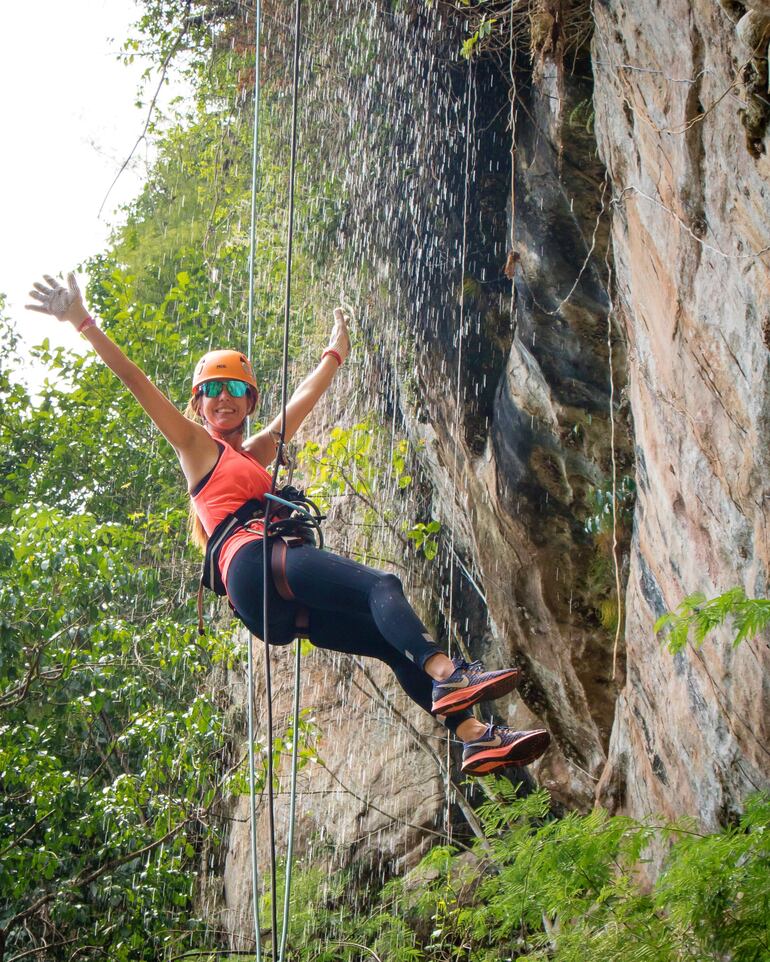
top-left (26, 271), bottom-right (550, 776)
top-left (190, 349), bottom-right (260, 439)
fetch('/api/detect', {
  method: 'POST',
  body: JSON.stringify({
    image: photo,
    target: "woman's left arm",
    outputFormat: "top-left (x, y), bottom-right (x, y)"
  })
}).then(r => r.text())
top-left (244, 308), bottom-right (350, 465)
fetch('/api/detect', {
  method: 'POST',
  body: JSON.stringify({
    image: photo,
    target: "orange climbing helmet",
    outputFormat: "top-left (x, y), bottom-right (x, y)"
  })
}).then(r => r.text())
top-left (191, 350), bottom-right (258, 396)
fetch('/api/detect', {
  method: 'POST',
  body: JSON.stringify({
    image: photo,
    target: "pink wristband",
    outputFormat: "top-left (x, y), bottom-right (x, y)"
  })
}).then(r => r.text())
top-left (77, 315), bottom-right (96, 334)
top-left (322, 348), bottom-right (343, 367)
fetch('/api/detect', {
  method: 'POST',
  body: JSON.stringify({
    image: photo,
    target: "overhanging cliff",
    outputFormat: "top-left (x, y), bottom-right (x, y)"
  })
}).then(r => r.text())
top-left (218, 1), bottom-right (770, 942)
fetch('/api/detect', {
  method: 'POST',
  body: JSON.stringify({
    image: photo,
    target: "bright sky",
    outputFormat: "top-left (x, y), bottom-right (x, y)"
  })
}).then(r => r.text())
top-left (0, 0), bottom-right (179, 364)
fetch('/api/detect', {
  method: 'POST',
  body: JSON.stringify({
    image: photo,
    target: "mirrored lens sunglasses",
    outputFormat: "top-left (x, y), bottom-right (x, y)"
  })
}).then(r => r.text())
top-left (197, 379), bottom-right (250, 399)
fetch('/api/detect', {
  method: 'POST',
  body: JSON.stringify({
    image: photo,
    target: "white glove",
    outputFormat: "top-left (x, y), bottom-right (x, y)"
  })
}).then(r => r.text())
top-left (26, 273), bottom-right (88, 325)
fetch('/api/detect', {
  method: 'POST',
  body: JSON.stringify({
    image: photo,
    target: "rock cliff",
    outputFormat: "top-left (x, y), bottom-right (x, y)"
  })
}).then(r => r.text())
top-left (219, 0), bottom-right (770, 942)
top-left (591, 0), bottom-right (770, 831)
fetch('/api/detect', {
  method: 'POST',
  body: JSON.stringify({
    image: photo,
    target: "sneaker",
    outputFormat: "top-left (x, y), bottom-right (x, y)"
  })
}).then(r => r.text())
top-left (431, 658), bottom-right (522, 716)
top-left (461, 725), bottom-right (551, 775)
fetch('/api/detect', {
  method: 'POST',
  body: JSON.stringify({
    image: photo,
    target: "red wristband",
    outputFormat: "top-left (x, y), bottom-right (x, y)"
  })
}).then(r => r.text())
top-left (77, 315), bottom-right (96, 334)
top-left (322, 348), bottom-right (343, 367)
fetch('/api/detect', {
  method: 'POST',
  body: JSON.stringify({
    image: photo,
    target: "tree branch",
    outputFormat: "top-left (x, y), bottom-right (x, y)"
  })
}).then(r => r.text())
top-left (97, 22), bottom-right (190, 218)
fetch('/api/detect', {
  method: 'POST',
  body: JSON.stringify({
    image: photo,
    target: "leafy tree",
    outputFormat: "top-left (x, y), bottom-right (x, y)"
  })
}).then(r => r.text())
top-left (0, 500), bottom-right (239, 960)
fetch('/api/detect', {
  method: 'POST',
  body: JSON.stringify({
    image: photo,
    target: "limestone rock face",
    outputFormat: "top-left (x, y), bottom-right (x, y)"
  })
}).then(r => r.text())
top-left (220, 635), bottom-right (446, 951)
top-left (218, 2), bottom-right (770, 942)
top-left (591, 0), bottom-right (770, 828)
top-left (405, 53), bottom-right (629, 811)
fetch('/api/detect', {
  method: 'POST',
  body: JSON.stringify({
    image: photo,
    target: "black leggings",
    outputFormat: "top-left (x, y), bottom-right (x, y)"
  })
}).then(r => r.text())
top-left (225, 539), bottom-right (472, 734)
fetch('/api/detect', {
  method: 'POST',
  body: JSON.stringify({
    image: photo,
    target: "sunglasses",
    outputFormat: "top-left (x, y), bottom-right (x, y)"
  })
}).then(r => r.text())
top-left (197, 379), bottom-right (251, 399)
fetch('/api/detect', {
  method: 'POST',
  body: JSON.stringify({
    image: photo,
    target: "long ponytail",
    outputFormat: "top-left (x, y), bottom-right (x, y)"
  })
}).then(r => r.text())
top-left (184, 398), bottom-right (208, 552)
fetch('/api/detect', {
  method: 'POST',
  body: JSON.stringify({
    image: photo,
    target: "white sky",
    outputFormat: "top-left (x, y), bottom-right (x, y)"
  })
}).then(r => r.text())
top-left (0, 0), bottom-right (181, 363)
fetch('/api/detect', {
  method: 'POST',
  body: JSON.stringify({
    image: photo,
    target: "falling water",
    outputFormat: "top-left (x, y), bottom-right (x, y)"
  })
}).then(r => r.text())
top-left (215, 1), bottom-right (521, 954)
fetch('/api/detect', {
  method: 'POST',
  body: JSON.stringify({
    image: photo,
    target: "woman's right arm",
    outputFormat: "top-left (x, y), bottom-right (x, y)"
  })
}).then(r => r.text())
top-left (26, 274), bottom-right (216, 481)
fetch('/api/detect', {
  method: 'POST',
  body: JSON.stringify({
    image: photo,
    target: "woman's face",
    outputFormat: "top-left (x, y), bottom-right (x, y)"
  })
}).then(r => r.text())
top-left (196, 381), bottom-right (257, 433)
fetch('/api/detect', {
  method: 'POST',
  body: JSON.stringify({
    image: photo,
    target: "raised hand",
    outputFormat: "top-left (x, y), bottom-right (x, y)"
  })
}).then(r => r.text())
top-left (326, 307), bottom-right (351, 364)
top-left (26, 273), bottom-right (89, 327)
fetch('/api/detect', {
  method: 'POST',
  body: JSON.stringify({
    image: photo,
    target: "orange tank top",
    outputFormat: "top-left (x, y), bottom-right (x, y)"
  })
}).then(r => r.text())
top-left (191, 441), bottom-right (273, 589)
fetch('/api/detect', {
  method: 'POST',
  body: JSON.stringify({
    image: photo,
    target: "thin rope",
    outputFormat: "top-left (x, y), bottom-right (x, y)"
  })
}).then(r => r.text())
top-left (445, 58), bottom-right (475, 845)
top-left (279, 641), bottom-right (302, 962)
top-left (271, 0), bottom-right (303, 486)
top-left (247, 0), bottom-right (262, 434)
top-left (508, 0), bottom-right (517, 338)
top-left (245, 1), bottom-right (264, 957)
top-left (261, 532), bottom-right (279, 954)
top-left (605, 238), bottom-right (623, 679)
top-left (263, 0), bottom-right (304, 956)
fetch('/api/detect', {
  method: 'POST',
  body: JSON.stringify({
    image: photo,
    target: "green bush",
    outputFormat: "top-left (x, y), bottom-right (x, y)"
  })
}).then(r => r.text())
top-left (265, 782), bottom-right (770, 961)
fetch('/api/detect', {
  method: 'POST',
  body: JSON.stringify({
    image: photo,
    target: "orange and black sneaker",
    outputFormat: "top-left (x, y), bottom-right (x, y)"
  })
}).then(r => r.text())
top-left (431, 658), bottom-right (522, 716)
top-left (461, 725), bottom-right (551, 775)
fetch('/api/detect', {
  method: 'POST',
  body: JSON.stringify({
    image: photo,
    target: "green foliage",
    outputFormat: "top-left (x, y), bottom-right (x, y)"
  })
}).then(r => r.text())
top-left (224, 706), bottom-right (320, 798)
top-left (584, 474), bottom-right (635, 538)
top-left (296, 422), bottom-right (414, 507)
top-left (655, 587), bottom-right (770, 654)
top-left (579, 474), bottom-right (635, 633)
top-left (265, 784), bottom-right (770, 962)
top-left (568, 96), bottom-right (595, 134)
top-left (0, 501), bottom-right (236, 959)
top-left (404, 519), bottom-right (441, 561)
top-left (460, 15), bottom-right (496, 60)
top-left (298, 421), bottom-right (380, 510)
top-left (656, 792), bottom-right (770, 960)
top-left (296, 420), bottom-right (435, 566)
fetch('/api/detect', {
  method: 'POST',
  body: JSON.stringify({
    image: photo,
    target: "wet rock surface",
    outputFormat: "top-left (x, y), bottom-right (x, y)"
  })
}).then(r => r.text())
top-left (220, 0), bottom-right (770, 941)
top-left (592, 0), bottom-right (770, 832)
top-left (220, 632), bottom-right (446, 951)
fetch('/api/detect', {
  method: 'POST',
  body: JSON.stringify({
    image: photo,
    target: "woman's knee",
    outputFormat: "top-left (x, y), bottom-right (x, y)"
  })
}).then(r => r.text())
top-left (370, 571), bottom-right (404, 600)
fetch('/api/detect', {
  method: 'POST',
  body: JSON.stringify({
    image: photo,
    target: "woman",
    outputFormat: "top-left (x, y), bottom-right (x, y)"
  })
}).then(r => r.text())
top-left (27, 273), bottom-right (550, 775)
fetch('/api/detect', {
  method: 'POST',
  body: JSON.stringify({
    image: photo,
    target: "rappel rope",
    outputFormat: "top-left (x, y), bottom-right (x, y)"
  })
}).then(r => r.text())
top-left (244, 0), bottom-right (304, 959)
top-left (445, 58), bottom-right (476, 844)
top-left (245, 0), bottom-right (264, 958)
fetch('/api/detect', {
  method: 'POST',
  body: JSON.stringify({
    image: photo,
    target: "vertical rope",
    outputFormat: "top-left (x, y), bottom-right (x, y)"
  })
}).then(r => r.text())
top-left (264, 0), bottom-right (303, 955)
top-left (606, 245), bottom-right (623, 679)
top-left (278, 640), bottom-right (302, 962)
top-left (261, 531), bottom-right (278, 954)
top-left (445, 57), bottom-right (475, 844)
top-left (245, 1), bottom-right (263, 957)
top-left (508, 0), bottom-right (518, 338)
top-left (247, 0), bottom-right (262, 431)
top-left (271, 0), bottom-right (303, 489)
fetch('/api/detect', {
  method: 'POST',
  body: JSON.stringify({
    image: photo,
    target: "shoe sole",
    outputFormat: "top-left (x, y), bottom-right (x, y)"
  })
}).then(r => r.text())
top-left (431, 668), bottom-right (522, 716)
top-left (461, 730), bottom-right (551, 775)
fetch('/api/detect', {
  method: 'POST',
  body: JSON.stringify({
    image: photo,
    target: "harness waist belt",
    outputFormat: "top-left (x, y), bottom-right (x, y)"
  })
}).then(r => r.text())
top-left (203, 497), bottom-right (265, 596)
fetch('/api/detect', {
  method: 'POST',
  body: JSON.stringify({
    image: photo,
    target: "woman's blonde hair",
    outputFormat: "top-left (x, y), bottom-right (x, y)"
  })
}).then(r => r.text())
top-left (185, 397), bottom-right (209, 552)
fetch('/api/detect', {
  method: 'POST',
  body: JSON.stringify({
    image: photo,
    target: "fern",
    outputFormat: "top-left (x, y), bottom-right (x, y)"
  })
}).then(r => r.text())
top-left (655, 587), bottom-right (770, 654)
top-left (271, 788), bottom-right (770, 961)
top-left (656, 793), bottom-right (770, 961)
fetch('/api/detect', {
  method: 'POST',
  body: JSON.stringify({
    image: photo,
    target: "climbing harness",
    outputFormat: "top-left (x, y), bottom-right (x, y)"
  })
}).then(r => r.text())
top-left (198, 486), bottom-right (323, 600)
